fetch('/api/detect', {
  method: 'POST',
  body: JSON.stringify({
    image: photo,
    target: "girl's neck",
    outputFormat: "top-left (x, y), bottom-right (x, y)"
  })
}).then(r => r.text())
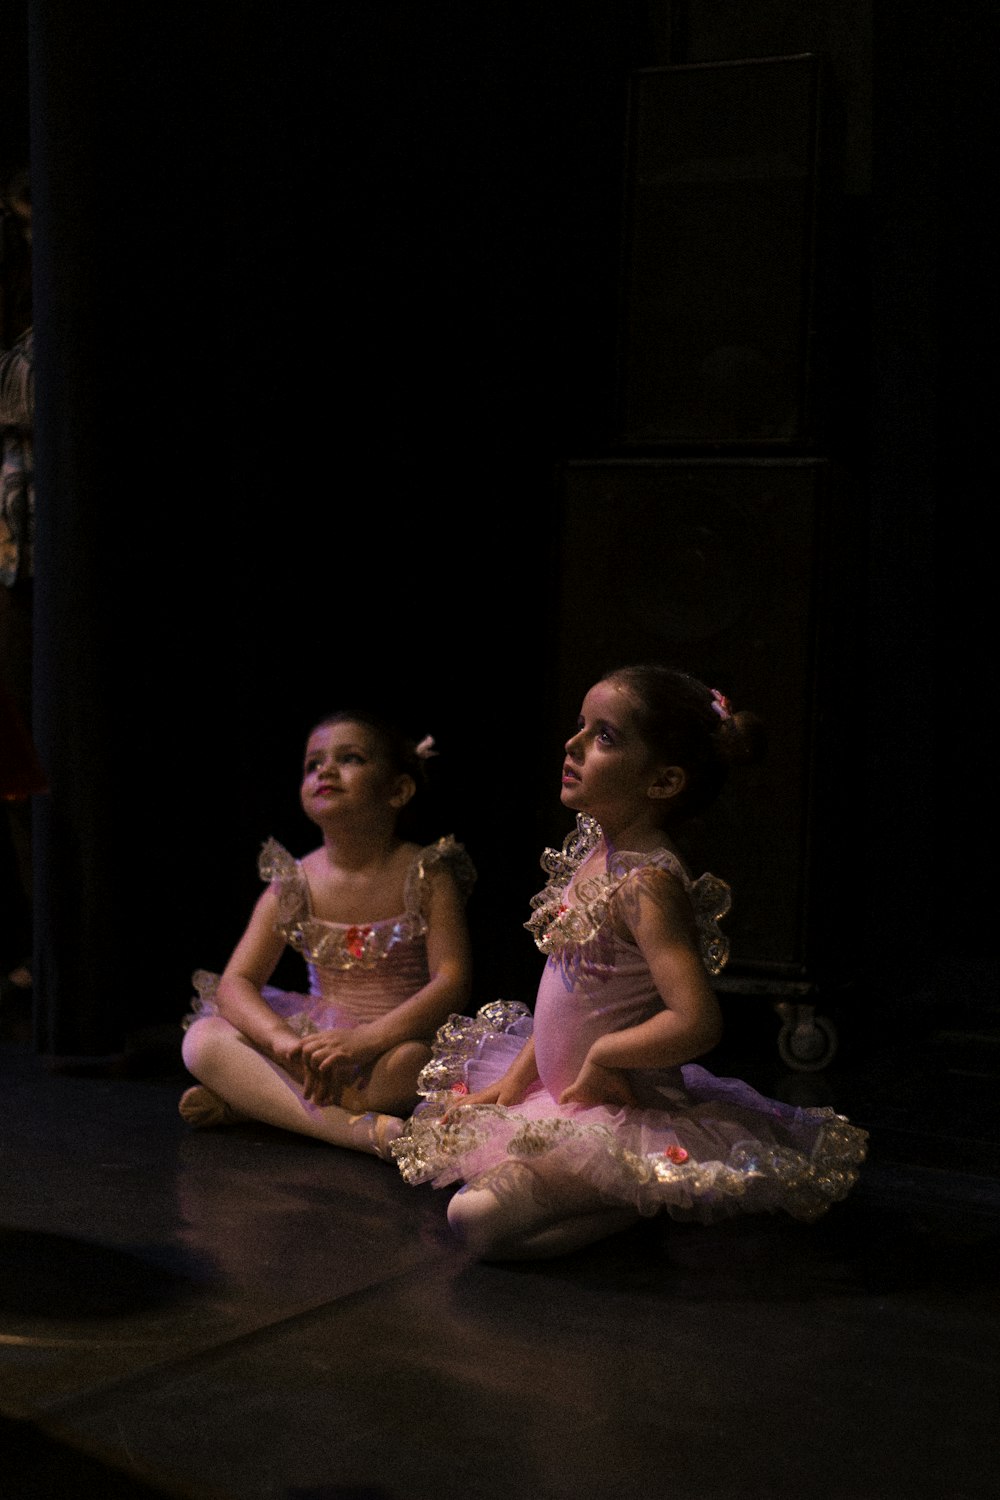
top-left (598, 816), bottom-right (682, 864)
top-left (319, 822), bottom-right (403, 872)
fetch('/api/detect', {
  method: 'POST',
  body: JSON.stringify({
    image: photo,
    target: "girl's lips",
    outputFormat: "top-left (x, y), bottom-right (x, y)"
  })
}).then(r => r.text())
top-left (561, 765), bottom-right (580, 785)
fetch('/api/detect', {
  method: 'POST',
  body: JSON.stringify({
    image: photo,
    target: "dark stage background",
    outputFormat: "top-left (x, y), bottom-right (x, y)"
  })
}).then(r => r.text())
top-left (1, 2), bottom-right (992, 1061)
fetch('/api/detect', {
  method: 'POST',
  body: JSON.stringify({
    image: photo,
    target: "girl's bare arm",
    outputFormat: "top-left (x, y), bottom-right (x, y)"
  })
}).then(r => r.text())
top-left (214, 888), bottom-right (304, 1073)
top-left (447, 1036), bottom-right (540, 1115)
top-left (560, 870), bottom-right (722, 1106)
top-left (589, 869), bottom-right (723, 1070)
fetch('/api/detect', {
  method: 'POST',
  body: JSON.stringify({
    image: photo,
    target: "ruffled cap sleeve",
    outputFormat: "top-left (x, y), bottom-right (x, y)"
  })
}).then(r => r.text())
top-left (404, 836), bottom-right (477, 924)
top-left (616, 852), bottom-right (732, 976)
top-left (258, 837), bottom-right (309, 928)
top-left (687, 871), bottom-right (732, 976)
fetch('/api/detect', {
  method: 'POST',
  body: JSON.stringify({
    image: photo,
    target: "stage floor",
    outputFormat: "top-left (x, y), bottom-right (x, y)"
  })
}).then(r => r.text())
top-left (1, 1002), bottom-right (998, 1500)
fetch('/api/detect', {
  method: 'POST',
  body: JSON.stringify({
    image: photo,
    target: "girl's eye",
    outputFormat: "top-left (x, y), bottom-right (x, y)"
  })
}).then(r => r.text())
top-left (339, 752), bottom-right (365, 765)
top-left (597, 727), bottom-right (615, 746)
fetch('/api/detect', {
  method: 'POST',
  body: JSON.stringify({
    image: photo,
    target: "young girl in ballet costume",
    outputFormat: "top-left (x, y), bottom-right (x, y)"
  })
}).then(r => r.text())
top-left (180, 709), bottom-right (476, 1160)
top-left (391, 664), bottom-right (868, 1258)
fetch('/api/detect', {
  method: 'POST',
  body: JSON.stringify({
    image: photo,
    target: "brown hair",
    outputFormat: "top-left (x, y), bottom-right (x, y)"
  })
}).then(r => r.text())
top-left (602, 663), bottom-right (765, 824)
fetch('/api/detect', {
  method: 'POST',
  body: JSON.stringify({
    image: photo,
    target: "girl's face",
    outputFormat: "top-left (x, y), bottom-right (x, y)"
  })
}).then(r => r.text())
top-left (561, 680), bottom-right (667, 836)
top-left (300, 721), bottom-right (412, 827)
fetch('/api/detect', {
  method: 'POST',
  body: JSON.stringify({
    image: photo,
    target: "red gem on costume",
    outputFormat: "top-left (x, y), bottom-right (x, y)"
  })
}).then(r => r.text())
top-left (663, 1144), bottom-right (689, 1164)
top-left (345, 925), bottom-right (371, 959)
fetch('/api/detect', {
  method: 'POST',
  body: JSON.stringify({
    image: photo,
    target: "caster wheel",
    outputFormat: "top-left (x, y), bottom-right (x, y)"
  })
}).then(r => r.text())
top-left (777, 1013), bottom-right (838, 1072)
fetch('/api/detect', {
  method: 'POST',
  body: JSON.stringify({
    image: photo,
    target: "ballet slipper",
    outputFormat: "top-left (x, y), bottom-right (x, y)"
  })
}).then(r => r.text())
top-left (178, 1085), bottom-right (247, 1128)
top-left (371, 1112), bottom-right (406, 1161)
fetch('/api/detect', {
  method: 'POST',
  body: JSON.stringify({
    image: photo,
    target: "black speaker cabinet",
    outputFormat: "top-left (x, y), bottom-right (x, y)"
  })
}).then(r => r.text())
top-left (618, 54), bottom-right (822, 447)
top-left (551, 458), bottom-right (843, 984)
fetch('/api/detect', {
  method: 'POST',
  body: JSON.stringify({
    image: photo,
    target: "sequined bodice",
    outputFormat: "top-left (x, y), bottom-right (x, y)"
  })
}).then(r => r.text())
top-left (260, 835), bottom-right (475, 1026)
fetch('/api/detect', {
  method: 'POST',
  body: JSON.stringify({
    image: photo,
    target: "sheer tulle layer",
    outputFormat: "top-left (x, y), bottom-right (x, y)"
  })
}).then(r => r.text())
top-left (390, 1005), bottom-right (868, 1224)
top-left (183, 970), bottom-right (364, 1036)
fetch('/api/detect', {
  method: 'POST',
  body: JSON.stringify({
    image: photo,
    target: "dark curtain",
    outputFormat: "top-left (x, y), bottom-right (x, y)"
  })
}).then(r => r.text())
top-left (21, 0), bottom-right (989, 1059)
top-left (26, 1), bottom-right (643, 1056)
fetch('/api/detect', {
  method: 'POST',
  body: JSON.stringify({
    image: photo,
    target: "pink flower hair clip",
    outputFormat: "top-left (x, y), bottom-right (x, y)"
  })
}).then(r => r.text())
top-left (710, 689), bottom-right (733, 721)
top-left (415, 735), bottom-right (439, 760)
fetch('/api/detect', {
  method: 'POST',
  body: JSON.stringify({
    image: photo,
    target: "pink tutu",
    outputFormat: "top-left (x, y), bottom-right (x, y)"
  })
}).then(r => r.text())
top-left (391, 818), bottom-right (868, 1225)
top-left (391, 1002), bottom-right (868, 1225)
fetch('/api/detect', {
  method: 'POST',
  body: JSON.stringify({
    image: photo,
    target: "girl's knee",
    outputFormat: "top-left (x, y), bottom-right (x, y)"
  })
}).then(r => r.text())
top-left (349, 1040), bottom-right (431, 1115)
top-left (388, 1039), bottom-right (432, 1075)
top-left (447, 1185), bottom-right (501, 1259)
top-left (446, 1167), bottom-right (634, 1261)
top-left (446, 1181), bottom-right (530, 1261)
top-left (181, 1014), bottom-right (237, 1073)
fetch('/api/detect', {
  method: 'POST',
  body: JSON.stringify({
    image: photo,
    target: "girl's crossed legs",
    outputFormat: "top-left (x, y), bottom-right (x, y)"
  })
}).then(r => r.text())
top-left (181, 1014), bottom-right (425, 1157)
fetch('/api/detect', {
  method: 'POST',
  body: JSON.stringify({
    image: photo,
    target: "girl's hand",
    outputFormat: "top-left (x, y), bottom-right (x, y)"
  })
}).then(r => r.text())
top-left (265, 1031), bottom-right (339, 1105)
top-left (559, 1057), bottom-right (638, 1110)
top-left (299, 1026), bottom-right (378, 1080)
top-left (267, 1031), bottom-right (305, 1078)
top-left (443, 1036), bottom-right (539, 1120)
top-left (300, 1053), bottom-right (343, 1106)
top-left (443, 1077), bottom-right (524, 1120)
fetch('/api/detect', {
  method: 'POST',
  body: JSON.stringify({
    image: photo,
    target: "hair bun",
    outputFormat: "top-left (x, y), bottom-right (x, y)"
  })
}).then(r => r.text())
top-left (720, 709), bottom-right (767, 767)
